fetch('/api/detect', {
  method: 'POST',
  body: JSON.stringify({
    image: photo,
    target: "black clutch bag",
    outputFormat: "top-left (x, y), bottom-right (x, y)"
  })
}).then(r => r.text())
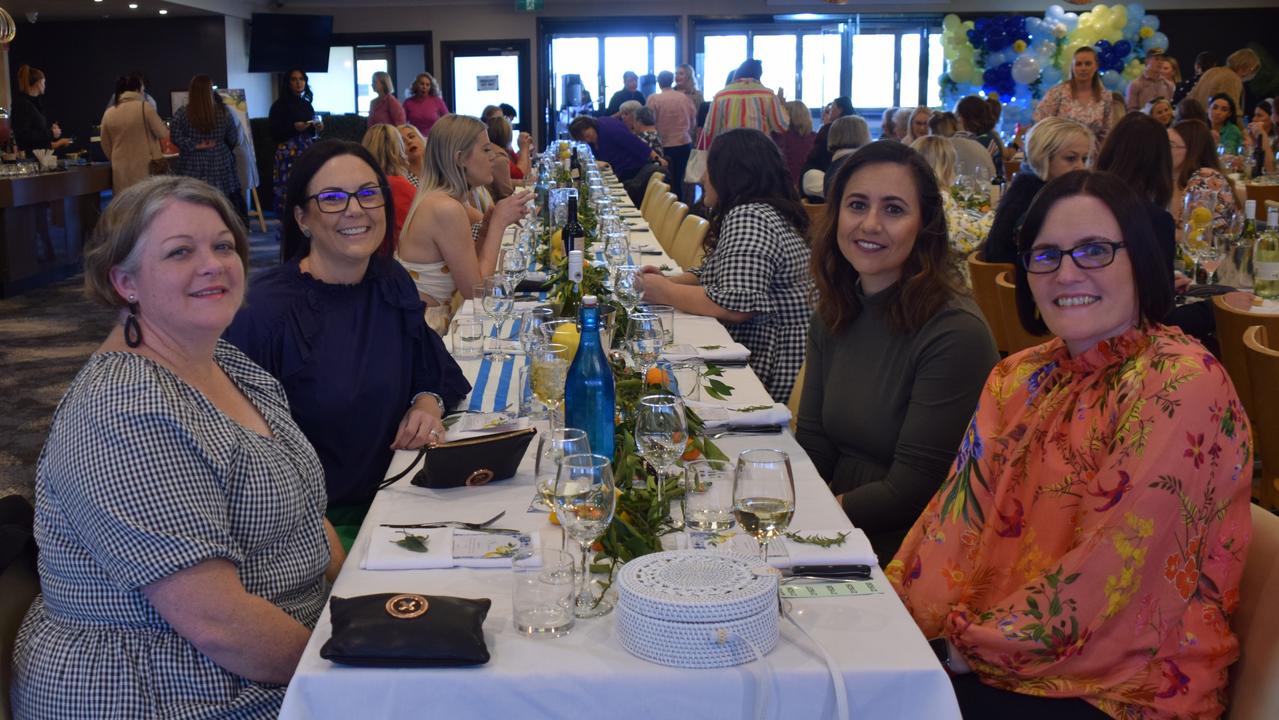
top-left (320, 593), bottom-right (492, 668)
top-left (380, 427), bottom-right (537, 490)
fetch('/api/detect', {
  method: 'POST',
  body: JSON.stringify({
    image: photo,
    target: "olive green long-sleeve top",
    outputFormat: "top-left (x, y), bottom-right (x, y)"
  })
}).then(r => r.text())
top-left (796, 286), bottom-right (998, 563)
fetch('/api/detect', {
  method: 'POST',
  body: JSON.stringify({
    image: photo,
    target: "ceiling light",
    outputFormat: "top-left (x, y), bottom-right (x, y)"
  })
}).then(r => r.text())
top-left (128, 3), bottom-right (138, 8)
top-left (158, 9), bottom-right (167, 13)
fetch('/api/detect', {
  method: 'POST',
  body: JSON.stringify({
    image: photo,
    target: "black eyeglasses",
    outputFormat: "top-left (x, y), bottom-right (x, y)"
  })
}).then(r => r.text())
top-left (307, 186), bottom-right (388, 214)
top-left (1020, 240), bottom-right (1127, 274)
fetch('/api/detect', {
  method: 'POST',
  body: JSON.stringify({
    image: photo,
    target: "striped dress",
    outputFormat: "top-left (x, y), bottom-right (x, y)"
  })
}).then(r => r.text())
top-left (696, 80), bottom-right (789, 150)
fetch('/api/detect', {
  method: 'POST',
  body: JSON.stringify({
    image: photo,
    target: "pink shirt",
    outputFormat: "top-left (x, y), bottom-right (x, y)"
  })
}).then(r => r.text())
top-left (368, 95), bottom-right (406, 128)
top-left (403, 95), bottom-right (450, 135)
top-left (646, 87), bottom-right (697, 148)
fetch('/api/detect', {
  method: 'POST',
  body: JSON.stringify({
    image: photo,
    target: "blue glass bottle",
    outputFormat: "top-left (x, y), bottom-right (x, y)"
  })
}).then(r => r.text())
top-left (565, 295), bottom-right (616, 462)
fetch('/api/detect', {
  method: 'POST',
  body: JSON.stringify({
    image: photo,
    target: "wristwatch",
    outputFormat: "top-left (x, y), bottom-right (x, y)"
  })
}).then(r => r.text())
top-left (411, 391), bottom-right (445, 412)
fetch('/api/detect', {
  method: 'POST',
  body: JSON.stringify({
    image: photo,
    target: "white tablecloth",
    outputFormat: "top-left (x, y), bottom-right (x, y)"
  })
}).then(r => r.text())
top-left (280, 179), bottom-right (960, 720)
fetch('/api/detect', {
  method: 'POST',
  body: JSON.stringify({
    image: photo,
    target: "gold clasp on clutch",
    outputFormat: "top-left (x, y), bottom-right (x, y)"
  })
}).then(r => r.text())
top-left (385, 593), bottom-right (429, 619)
top-left (465, 468), bottom-right (495, 486)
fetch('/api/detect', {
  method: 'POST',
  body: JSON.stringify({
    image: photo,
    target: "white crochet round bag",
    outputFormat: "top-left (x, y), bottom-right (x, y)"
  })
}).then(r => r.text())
top-left (615, 550), bottom-right (779, 668)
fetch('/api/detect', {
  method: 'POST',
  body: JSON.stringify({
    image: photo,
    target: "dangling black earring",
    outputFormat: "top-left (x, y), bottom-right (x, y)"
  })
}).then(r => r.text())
top-left (124, 295), bottom-right (143, 348)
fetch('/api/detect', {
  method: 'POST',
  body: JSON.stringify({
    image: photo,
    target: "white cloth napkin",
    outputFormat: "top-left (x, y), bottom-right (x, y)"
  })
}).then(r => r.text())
top-left (1244, 298), bottom-right (1279, 315)
top-left (364, 527), bottom-right (541, 570)
top-left (686, 400), bottom-right (792, 429)
top-left (779, 528), bottom-right (878, 568)
top-left (664, 342), bottom-right (751, 363)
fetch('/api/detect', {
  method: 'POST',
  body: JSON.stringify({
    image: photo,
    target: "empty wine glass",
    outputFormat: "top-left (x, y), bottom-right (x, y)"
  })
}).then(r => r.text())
top-left (554, 453), bottom-right (617, 618)
top-left (519, 306), bottom-right (555, 355)
top-left (531, 344), bottom-right (569, 436)
top-left (481, 277), bottom-right (516, 359)
top-left (499, 244), bottom-right (530, 289)
top-left (613, 264), bottom-right (642, 314)
top-left (635, 394), bottom-right (688, 522)
top-left (627, 312), bottom-right (665, 375)
top-left (604, 229), bottom-right (631, 268)
top-left (732, 449), bottom-right (796, 563)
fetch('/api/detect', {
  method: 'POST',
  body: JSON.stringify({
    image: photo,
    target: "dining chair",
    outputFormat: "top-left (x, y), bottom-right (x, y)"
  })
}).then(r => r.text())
top-left (1227, 503), bottom-right (1279, 720)
top-left (1212, 294), bottom-right (1279, 426)
top-left (640, 179), bottom-right (669, 223)
top-left (644, 191), bottom-right (674, 231)
top-left (670, 214), bottom-right (709, 269)
top-left (657, 200), bottom-right (689, 254)
top-left (800, 200), bottom-right (826, 241)
top-left (1243, 325), bottom-right (1279, 509)
top-left (994, 271), bottom-right (1047, 355)
top-left (967, 252), bottom-right (1013, 353)
top-left (0, 496), bottom-right (38, 720)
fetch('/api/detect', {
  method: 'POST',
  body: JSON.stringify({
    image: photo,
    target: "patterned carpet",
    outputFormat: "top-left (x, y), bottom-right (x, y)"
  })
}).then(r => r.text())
top-left (0, 220), bottom-right (282, 502)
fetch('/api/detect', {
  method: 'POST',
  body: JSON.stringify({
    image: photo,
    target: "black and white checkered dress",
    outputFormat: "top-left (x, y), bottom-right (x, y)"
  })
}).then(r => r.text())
top-left (12, 341), bottom-right (331, 719)
top-left (696, 202), bottom-right (814, 402)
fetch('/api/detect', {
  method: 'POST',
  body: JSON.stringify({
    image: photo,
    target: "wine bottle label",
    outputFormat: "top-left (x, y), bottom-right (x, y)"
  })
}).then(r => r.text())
top-left (1255, 261), bottom-right (1279, 282)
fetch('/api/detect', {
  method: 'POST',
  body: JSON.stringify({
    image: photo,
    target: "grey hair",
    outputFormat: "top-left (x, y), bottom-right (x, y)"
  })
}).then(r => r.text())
top-left (84, 175), bottom-right (249, 309)
top-left (827, 115), bottom-right (870, 151)
top-left (635, 106), bottom-right (656, 126)
top-left (618, 100), bottom-right (643, 117)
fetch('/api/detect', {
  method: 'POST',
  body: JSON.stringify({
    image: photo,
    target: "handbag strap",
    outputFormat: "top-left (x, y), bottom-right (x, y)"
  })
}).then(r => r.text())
top-left (378, 448), bottom-right (428, 491)
top-left (139, 100), bottom-right (160, 161)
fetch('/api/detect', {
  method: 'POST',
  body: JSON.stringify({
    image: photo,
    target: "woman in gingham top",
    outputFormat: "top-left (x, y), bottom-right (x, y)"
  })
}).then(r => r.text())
top-left (11, 176), bottom-right (343, 718)
top-left (638, 128), bottom-right (813, 402)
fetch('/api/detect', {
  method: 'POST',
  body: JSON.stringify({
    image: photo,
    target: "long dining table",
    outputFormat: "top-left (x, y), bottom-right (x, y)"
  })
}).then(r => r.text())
top-left (280, 181), bottom-right (962, 720)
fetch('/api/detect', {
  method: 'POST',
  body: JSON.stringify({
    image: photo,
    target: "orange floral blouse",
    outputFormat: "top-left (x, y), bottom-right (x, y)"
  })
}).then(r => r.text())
top-left (888, 324), bottom-right (1253, 718)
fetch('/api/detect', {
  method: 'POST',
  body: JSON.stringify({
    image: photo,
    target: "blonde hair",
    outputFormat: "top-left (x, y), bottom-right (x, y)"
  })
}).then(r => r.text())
top-left (1226, 49), bottom-right (1260, 74)
top-left (361, 124), bottom-right (410, 178)
top-left (911, 136), bottom-right (957, 187)
top-left (897, 106), bottom-right (931, 142)
top-left (403, 114), bottom-right (487, 232)
top-left (785, 101), bottom-right (812, 135)
top-left (372, 71), bottom-right (394, 97)
top-left (84, 176), bottom-right (249, 309)
top-left (1024, 117), bottom-right (1093, 178)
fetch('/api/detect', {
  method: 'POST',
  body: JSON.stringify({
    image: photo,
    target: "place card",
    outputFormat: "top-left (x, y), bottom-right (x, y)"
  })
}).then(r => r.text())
top-left (780, 580), bottom-right (884, 598)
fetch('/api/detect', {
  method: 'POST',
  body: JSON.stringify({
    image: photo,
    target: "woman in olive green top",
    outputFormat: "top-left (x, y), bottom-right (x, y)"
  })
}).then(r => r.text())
top-left (796, 142), bottom-right (998, 563)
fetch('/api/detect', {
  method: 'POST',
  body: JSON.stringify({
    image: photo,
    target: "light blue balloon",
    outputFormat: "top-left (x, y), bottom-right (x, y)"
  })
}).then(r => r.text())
top-left (1102, 70), bottom-right (1122, 90)
top-left (1141, 16), bottom-right (1160, 30)
top-left (1061, 13), bottom-right (1079, 32)
top-left (1143, 31), bottom-right (1169, 52)
top-left (1041, 66), bottom-right (1063, 86)
top-left (1046, 4), bottom-right (1065, 21)
top-left (1127, 3), bottom-right (1146, 20)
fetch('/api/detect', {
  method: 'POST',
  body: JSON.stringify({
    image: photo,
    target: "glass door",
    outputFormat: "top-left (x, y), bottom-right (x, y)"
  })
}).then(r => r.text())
top-left (441, 40), bottom-right (532, 131)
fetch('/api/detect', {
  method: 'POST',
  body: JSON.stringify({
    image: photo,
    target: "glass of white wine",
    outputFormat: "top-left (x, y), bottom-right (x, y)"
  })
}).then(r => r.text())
top-left (534, 427), bottom-right (590, 513)
top-left (531, 344), bottom-right (569, 436)
top-left (732, 449), bottom-right (795, 564)
top-left (554, 453), bottom-right (617, 618)
top-left (634, 394), bottom-right (687, 522)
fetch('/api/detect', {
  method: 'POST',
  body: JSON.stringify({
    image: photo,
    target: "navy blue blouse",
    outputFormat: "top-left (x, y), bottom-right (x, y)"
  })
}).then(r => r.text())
top-left (225, 255), bottom-right (470, 505)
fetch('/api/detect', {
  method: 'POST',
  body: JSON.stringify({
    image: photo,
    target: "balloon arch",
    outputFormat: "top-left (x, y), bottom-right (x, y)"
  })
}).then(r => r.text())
top-left (939, 3), bottom-right (1170, 129)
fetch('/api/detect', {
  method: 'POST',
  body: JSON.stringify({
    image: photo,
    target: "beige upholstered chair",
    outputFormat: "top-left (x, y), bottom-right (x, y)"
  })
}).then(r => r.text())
top-left (1227, 504), bottom-right (1279, 719)
top-left (670, 215), bottom-right (709, 270)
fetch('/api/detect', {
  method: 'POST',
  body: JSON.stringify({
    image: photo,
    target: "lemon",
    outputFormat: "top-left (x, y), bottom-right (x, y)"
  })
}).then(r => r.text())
top-left (1188, 206), bottom-right (1213, 228)
top-left (552, 322), bottom-right (580, 363)
top-left (550, 229), bottom-right (565, 262)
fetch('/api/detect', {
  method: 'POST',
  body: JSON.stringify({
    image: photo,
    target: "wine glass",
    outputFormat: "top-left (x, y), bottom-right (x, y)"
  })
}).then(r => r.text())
top-left (481, 277), bottom-right (515, 358)
top-left (604, 228), bottom-right (631, 268)
top-left (627, 312), bottom-right (665, 375)
top-left (554, 453), bottom-right (617, 618)
top-left (613, 264), bottom-right (642, 314)
top-left (499, 244), bottom-right (530, 289)
top-left (635, 394), bottom-right (687, 522)
top-left (534, 427), bottom-right (590, 515)
top-left (731, 449), bottom-right (796, 563)
top-left (531, 344), bottom-right (569, 436)
top-left (519, 306), bottom-right (555, 355)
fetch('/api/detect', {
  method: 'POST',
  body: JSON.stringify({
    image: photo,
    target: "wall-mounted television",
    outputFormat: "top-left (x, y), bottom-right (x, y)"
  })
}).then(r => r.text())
top-left (248, 13), bottom-right (333, 73)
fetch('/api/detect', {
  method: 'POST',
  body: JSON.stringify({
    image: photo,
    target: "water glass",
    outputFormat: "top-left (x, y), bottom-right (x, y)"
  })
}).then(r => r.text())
top-left (683, 459), bottom-right (735, 531)
top-left (639, 303), bottom-right (675, 345)
top-left (450, 317), bottom-right (484, 361)
top-left (671, 360), bottom-right (702, 401)
top-left (512, 549), bottom-right (576, 637)
top-left (519, 306), bottom-right (555, 354)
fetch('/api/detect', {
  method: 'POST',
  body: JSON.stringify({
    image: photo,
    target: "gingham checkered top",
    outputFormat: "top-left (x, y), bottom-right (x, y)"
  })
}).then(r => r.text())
top-left (12, 341), bottom-right (331, 719)
top-left (696, 202), bottom-right (814, 403)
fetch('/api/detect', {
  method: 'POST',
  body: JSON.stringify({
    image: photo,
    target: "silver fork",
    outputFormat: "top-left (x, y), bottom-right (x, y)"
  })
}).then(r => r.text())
top-left (381, 510), bottom-right (506, 530)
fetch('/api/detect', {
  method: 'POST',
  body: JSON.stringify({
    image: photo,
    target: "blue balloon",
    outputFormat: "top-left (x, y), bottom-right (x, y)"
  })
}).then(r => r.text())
top-left (1115, 40), bottom-right (1131, 56)
top-left (1101, 70), bottom-right (1123, 90)
top-left (1141, 16), bottom-right (1160, 30)
top-left (1128, 3), bottom-right (1147, 20)
top-left (1143, 31), bottom-right (1169, 52)
top-left (1041, 66), bottom-right (1064, 86)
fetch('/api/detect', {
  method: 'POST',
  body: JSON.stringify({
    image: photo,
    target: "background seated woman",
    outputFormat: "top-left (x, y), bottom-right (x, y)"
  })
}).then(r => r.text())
top-left (225, 141), bottom-right (470, 547)
top-left (911, 136), bottom-right (995, 258)
top-left (639, 128), bottom-right (812, 402)
top-left (797, 141), bottom-right (998, 563)
top-left (12, 176), bottom-right (342, 717)
top-left (1170, 119), bottom-right (1241, 233)
top-left (889, 170), bottom-right (1252, 718)
top-left (361, 123), bottom-right (416, 245)
top-left (397, 114), bottom-right (529, 306)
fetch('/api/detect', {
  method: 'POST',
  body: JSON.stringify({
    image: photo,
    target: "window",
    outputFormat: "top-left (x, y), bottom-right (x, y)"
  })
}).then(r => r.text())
top-left (604, 36), bottom-right (649, 103)
top-left (654, 36), bottom-right (676, 78)
top-left (900, 34), bottom-right (921, 111)
top-left (851, 34), bottom-right (894, 109)
top-left (753, 35), bottom-right (796, 102)
top-left (927, 33), bottom-right (945, 108)
top-left (453, 55), bottom-right (522, 121)
top-left (801, 33), bottom-right (841, 111)
top-left (309, 47), bottom-right (357, 116)
top-left (551, 37), bottom-right (600, 109)
top-left (355, 53), bottom-right (389, 116)
top-left (702, 35), bottom-right (747, 98)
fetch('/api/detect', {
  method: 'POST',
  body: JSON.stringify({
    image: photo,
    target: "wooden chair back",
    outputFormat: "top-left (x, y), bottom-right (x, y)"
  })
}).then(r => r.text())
top-left (1227, 504), bottom-right (1279, 719)
top-left (800, 201), bottom-right (826, 240)
top-left (994, 271), bottom-right (1047, 354)
top-left (1243, 325), bottom-right (1279, 509)
top-left (786, 360), bottom-right (807, 433)
top-left (671, 214), bottom-right (709, 269)
top-left (1213, 294), bottom-right (1279, 424)
top-left (967, 252), bottom-right (1013, 352)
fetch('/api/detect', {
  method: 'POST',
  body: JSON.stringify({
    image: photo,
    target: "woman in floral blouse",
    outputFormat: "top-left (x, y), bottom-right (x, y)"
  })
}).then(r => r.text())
top-left (1033, 47), bottom-right (1116, 143)
top-left (889, 170), bottom-right (1253, 718)
top-left (1170, 119), bottom-right (1241, 233)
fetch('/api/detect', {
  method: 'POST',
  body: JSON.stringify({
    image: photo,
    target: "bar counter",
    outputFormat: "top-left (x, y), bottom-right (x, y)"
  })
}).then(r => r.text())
top-left (0, 163), bottom-right (112, 297)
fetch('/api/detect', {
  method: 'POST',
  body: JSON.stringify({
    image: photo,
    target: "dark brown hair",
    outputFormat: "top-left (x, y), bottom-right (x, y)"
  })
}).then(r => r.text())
top-left (1013, 170), bottom-right (1173, 335)
top-left (812, 141), bottom-right (963, 335)
top-left (1171, 119), bottom-right (1224, 187)
top-left (1095, 112), bottom-right (1173, 208)
top-left (956, 95), bottom-right (995, 136)
top-left (704, 128), bottom-right (808, 255)
top-left (184, 75), bottom-right (222, 134)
